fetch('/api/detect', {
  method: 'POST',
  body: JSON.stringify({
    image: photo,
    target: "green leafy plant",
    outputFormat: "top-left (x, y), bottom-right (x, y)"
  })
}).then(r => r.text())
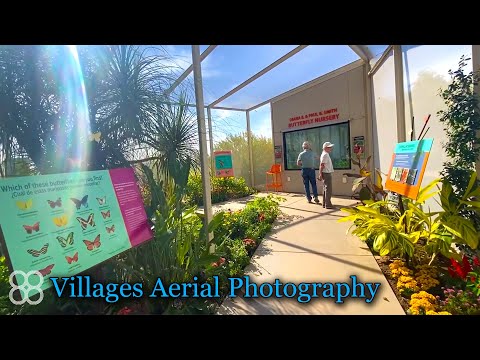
top-left (339, 173), bottom-right (480, 263)
top-left (186, 174), bottom-right (257, 207)
top-left (438, 55), bottom-right (480, 196)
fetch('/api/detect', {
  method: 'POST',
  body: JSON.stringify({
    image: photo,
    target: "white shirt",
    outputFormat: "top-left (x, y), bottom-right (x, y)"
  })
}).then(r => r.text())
top-left (320, 151), bottom-right (334, 173)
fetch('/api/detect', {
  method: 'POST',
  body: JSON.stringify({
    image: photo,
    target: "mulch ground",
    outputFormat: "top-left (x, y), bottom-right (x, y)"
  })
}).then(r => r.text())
top-left (373, 256), bottom-right (410, 314)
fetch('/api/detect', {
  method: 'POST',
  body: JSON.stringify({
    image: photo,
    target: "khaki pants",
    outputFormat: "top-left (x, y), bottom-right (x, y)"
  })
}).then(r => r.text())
top-left (322, 172), bottom-right (333, 207)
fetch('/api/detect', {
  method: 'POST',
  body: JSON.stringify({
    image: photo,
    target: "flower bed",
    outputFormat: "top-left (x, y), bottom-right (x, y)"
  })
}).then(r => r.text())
top-left (375, 255), bottom-right (480, 315)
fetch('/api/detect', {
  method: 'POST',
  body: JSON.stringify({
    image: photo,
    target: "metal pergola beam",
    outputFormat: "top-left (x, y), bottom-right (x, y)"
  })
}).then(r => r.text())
top-left (368, 45), bottom-right (393, 77)
top-left (208, 45), bottom-right (308, 108)
top-left (210, 106), bottom-right (245, 112)
top-left (164, 45), bottom-right (217, 97)
top-left (348, 45), bottom-right (373, 62)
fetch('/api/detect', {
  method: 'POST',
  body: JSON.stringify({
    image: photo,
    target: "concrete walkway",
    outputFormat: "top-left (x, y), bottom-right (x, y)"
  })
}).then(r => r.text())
top-left (212, 192), bottom-right (405, 315)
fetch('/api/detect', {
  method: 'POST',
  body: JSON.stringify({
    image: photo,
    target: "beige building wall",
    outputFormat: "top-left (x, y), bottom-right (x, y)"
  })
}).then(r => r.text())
top-left (271, 62), bottom-right (367, 197)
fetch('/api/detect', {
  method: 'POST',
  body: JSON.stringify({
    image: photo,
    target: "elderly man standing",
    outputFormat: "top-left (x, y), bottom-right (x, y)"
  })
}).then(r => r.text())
top-left (318, 141), bottom-right (335, 209)
top-left (297, 141), bottom-right (320, 204)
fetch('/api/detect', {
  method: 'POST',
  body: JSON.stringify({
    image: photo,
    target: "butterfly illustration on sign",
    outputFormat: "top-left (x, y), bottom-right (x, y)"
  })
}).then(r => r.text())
top-left (101, 210), bottom-right (110, 219)
top-left (66, 252), bottom-right (79, 264)
top-left (96, 196), bottom-right (106, 206)
top-left (89, 132), bottom-right (101, 143)
top-left (27, 243), bottom-right (49, 257)
top-left (16, 199), bottom-right (33, 211)
top-left (53, 214), bottom-right (68, 227)
top-left (38, 264), bottom-right (55, 277)
top-left (70, 195), bottom-right (88, 210)
top-left (76, 213), bottom-right (95, 230)
top-left (57, 232), bottom-right (74, 247)
top-left (47, 198), bottom-right (62, 209)
top-left (23, 222), bottom-right (40, 234)
top-left (106, 225), bottom-right (115, 234)
top-left (83, 234), bottom-right (101, 251)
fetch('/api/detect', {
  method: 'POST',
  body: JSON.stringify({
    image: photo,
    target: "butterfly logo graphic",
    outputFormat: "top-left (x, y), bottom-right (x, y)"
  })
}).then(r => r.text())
top-left (76, 213), bottom-right (95, 230)
top-left (101, 210), bottom-right (110, 219)
top-left (96, 196), bottom-right (106, 206)
top-left (89, 132), bottom-right (101, 143)
top-left (23, 222), bottom-right (40, 234)
top-left (53, 214), bottom-right (68, 227)
top-left (27, 243), bottom-right (49, 257)
top-left (70, 195), bottom-right (88, 210)
top-left (16, 199), bottom-right (33, 210)
top-left (47, 198), bottom-right (62, 209)
top-left (56, 232), bottom-right (74, 247)
top-left (66, 252), bottom-right (79, 264)
top-left (106, 225), bottom-right (115, 234)
top-left (83, 235), bottom-right (101, 251)
top-left (38, 264), bottom-right (55, 277)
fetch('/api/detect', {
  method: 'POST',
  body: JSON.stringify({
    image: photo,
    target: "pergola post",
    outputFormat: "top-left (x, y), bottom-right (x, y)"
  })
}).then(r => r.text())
top-left (472, 45), bottom-right (480, 175)
top-left (393, 45), bottom-right (406, 142)
top-left (365, 62), bottom-right (374, 171)
top-left (191, 45), bottom-right (214, 252)
top-left (246, 110), bottom-right (255, 187)
top-left (207, 106), bottom-right (214, 175)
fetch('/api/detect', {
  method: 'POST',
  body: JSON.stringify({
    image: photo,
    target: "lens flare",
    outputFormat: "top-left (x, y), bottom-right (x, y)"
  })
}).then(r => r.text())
top-left (50, 45), bottom-right (91, 171)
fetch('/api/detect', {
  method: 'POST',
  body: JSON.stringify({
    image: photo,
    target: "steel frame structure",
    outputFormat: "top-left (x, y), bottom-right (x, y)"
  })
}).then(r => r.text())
top-left (174, 45), bottom-right (396, 247)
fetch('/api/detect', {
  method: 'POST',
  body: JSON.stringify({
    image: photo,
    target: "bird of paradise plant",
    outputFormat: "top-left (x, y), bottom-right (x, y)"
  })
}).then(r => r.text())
top-left (343, 150), bottom-right (387, 202)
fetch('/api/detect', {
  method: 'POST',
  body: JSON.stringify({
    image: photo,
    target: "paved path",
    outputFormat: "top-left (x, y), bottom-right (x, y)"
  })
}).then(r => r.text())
top-left (211, 192), bottom-right (405, 315)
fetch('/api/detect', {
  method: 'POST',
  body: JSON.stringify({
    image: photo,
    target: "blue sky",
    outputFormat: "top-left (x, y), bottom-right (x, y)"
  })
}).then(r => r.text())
top-left (159, 45), bottom-right (378, 142)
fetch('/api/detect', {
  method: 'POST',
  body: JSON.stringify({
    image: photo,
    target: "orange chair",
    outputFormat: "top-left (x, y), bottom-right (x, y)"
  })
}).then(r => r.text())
top-left (265, 164), bottom-right (283, 192)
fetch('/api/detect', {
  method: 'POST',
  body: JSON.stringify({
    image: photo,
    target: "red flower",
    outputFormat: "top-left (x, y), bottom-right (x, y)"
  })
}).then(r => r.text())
top-left (462, 255), bottom-right (472, 274)
top-left (449, 256), bottom-right (474, 279)
top-left (473, 256), bottom-right (480, 267)
top-left (449, 258), bottom-right (467, 279)
top-left (211, 257), bottom-right (226, 267)
top-left (117, 307), bottom-right (133, 315)
top-left (470, 276), bottom-right (477, 282)
top-left (258, 213), bottom-right (265, 222)
top-left (243, 238), bottom-right (256, 248)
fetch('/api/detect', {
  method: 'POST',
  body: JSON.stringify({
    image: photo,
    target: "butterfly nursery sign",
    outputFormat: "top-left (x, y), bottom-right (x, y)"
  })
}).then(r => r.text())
top-left (0, 167), bottom-right (153, 299)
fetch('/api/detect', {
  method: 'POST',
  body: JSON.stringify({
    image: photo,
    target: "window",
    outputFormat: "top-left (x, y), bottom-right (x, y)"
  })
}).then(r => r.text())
top-left (283, 122), bottom-right (351, 170)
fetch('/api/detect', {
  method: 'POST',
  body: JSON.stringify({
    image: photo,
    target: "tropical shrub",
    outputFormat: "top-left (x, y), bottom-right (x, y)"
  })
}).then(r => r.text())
top-left (186, 174), bottom-right (256, 206)
top-left (343, 154), bottom-right (386, 202)
top-left (339, 172), bottom-right (480, 263)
